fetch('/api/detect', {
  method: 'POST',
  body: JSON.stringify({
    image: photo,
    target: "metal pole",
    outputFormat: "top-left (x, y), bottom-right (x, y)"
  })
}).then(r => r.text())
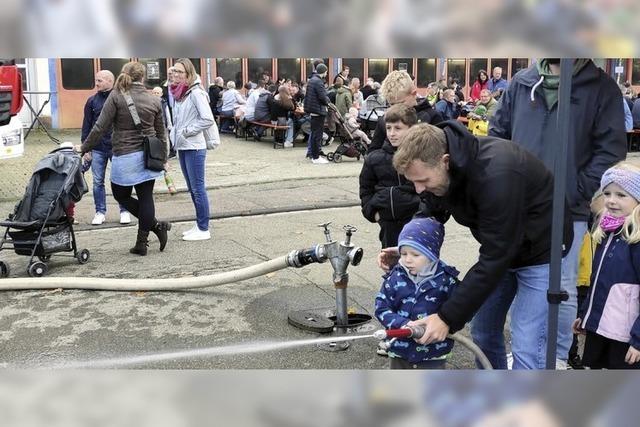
top-left (545, 58), bottom-right (573, 369)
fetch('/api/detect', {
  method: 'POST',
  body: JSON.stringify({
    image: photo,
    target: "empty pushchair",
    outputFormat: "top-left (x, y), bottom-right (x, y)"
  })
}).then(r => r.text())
top-left (0, 144), bottom-right (90, 277)
top-left (325, 103), bottom-right (368, 163)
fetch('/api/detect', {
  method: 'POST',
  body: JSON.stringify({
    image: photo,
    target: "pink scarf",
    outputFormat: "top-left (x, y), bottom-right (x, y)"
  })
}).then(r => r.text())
top-left (600, 213), bottom-right (626, 232)
top-left (170, 82), bottom-right (189, 101)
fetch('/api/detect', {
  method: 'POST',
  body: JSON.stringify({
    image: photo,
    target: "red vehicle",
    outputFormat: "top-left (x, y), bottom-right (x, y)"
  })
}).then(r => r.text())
top-left (0, 60), bottom-right (24, 159)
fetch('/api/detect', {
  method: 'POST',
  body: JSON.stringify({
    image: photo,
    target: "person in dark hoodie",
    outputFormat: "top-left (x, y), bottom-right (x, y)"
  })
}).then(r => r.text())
top-left (359, 104), bottom-right (421, 248)
top-left (379, 121), bottom-right (574, 369)
top-left (368, 70), bottom-right (443, 153)
top-left (488, 58), bottom-right (627, 368)
top-left (81, 70), bottom-right (131, 226)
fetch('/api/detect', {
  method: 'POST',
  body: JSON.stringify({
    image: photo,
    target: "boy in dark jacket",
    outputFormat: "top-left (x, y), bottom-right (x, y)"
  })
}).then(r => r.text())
top-left (360, 104), bottom-right (420, 248)
top-left (375, 217), bottom-right (459, 369)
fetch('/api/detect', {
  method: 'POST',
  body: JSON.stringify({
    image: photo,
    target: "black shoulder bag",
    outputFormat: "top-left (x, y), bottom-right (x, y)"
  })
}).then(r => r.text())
top-left (123, 92), bottom-right (165, 172)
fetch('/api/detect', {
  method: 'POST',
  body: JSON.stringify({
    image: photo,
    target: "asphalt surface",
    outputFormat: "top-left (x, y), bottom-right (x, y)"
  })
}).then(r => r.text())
top-left (2, 127), bottom-right (590, 369)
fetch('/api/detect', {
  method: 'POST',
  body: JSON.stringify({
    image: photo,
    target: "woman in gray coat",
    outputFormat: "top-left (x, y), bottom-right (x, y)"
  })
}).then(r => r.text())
top-left (170, 58), bottom-right (215, 241)
top-left (80, 61), bottom-right (171, 256)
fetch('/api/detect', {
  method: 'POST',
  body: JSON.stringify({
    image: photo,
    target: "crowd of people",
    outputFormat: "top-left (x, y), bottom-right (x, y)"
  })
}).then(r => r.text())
top-left (76, 58), bottom-right (639, 370)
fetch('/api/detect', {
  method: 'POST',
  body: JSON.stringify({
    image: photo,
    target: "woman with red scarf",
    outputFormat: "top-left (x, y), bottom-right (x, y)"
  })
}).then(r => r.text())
top-left (170, 58), bottom-right (216, 241)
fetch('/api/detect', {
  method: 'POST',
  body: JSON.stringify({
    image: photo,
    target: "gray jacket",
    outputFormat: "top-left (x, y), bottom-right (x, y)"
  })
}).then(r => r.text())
top-left (82, 82), bottom-right (167, 158)
top-left (171, 81), bottom-right (215, 151)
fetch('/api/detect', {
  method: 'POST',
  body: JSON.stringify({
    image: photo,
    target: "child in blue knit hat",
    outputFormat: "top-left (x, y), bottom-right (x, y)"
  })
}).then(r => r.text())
top-left (375, 217), bottom-right (460, 369)
top-left (573, 161), bottom-right (640, 369)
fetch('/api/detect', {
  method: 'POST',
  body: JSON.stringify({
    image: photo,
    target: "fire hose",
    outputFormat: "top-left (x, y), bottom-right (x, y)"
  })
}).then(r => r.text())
top-left (374, 326), bottom-right (493, 370)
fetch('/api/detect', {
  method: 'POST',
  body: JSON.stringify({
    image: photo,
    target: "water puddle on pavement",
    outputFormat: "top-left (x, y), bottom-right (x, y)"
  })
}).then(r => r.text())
top-left (47, 333), bottom-right (377, 368)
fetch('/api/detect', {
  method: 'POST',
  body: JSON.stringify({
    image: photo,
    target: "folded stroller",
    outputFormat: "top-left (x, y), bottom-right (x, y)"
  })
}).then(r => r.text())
top-left (0, 144), bottom-right (90, 277)
top-left (325, 103), bottom-right (368, 163)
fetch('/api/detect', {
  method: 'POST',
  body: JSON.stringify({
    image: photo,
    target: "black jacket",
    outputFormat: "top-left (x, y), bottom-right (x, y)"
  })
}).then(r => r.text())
top-left (420, 121), bottom-right (573, 332)
top-left (490, 60), bottom-right (626, 221)
top-left (81, 90), bottom-right (112, 154)
top-left (361, 85), bottom-right (377, 101)
top-left (359, 140), bottom-right (420, 223)
top-left (303, 73), bottom-right (329, 116)
top-left (368, 98), bottom-right (444, 152)
top-left (208, 84), bottom-right (223, 112)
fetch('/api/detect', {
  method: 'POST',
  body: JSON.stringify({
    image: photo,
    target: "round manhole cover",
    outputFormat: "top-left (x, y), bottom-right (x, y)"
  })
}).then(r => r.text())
top-left (288, 310), bottom-right (335, 333)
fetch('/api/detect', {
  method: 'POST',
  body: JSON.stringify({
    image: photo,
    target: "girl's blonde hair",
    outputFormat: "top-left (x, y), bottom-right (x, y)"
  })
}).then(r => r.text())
top-left (173, 58), bottom-right (198, 86)
top-left (115, 61), bottom-right (145, 93)
top-left (592, 161), bottom-right (640, 244)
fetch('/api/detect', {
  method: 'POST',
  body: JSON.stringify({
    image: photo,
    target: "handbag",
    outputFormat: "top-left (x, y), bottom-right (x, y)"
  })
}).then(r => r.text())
top-left (123, 92), bottom-right (166, 172)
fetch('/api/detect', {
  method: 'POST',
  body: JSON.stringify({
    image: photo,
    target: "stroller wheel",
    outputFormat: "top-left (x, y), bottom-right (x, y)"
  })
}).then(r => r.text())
top-left (38, 255), bottom-right (51, 262)
top-left (77, 249), bottom-right (90, 265)
top-left (0, 261), bottom-right (9, 278)
top-left (28, 261), bottom-right (47, 278)
top-left (326, 152), bottom-right (335, 161)
top-left (333, 153), bottom-right (343, 163)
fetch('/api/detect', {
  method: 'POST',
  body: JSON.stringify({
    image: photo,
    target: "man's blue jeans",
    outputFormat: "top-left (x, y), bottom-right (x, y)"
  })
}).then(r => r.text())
top-left (555, 221), bottom-right (587, 362)
top-left (178, 149), bottom-right (210, 231)
top-left (470, 255), bottom-right (572, 369)
top-left (91, 150), bottom-right (126, 214)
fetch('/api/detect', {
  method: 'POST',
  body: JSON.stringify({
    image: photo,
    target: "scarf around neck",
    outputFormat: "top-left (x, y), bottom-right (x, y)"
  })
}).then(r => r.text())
top-left (535, 58), bottom-right (590, 109)
top-left (170, 82), bottom-right (190, 101)
top-left (600, 213), bottom-right (626, 232)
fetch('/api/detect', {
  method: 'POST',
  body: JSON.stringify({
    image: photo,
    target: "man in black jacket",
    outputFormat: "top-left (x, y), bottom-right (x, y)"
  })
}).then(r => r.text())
top-left (489, 58), bottom-right (626, 368)
top-left (303, 63), bottom-right (330, 164)
top-left (208, 77), bottom-right (224, 115)
top-left (381, 121), bottom-right (573, 369)
top-left (368, 70), bottom-right (443, 153)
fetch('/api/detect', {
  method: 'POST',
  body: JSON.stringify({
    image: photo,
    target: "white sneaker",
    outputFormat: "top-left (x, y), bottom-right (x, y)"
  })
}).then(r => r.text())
top-left (119, 211), bottom-right (131, 224)
top-left (182, 225), bottom-right (199, 236)
top-left (311, 157), bottom-right (329, 164)
top-left (91, 212), bottom-right (105, 225)
top-left (284, 141), bottom-right (294, 148)
top-left (182, 229), bottom-right (211, 241)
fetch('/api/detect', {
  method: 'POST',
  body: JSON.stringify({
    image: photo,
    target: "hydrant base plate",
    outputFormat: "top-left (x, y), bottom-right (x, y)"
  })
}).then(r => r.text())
top-left (287, 310), bottom-right (335, 333)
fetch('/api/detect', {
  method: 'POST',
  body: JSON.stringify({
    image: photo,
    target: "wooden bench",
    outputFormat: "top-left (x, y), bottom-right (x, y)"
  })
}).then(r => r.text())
top-left (244, 120), bottom-right (291, 149)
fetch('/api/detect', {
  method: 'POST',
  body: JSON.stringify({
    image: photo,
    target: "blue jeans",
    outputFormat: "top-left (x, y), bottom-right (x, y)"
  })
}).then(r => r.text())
top-left (471, 257), bottom-right (571, 369)
top-left (178, 149), bottom-right (210, 231)
top-left (555, 221), bottom-right (587, 362)
top-left (220, 110), bottom-right (235, 132)
top-left (91, 150), bottom-right (126, 214)
top-left (284, 117), bottom-right (294, 143)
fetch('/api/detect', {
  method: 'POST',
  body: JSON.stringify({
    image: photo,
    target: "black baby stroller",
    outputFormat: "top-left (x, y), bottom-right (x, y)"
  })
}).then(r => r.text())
top-left (325, 103), bottom-right (368, 163)
top-left (0, 143), bottom-right (90, 277)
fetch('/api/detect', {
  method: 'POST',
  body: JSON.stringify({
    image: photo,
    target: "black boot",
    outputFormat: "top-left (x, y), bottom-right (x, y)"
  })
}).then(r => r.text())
top-left (129, 230), bottom-right (149, 256)
top-left (151, 221), bottom-right (172, 252)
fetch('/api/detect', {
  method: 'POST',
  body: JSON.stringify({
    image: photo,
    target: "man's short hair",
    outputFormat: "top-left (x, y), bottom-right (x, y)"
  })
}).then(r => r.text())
top-left (97, 70), bottom-right (115, 83)
top-left (393, 123), bottom-right (447, 172)
top-left (442, 89), bottom-right (454, 98)
top-left (380, 70), bottom-right (414, 104)
top-left (384, 103), bottom-right (418, 127)
top-left (480, 89), bottom-right (491, 97)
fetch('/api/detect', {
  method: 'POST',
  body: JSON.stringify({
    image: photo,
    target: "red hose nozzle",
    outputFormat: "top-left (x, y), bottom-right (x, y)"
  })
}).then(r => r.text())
top-left (373, 325), bottom-right (426, 340)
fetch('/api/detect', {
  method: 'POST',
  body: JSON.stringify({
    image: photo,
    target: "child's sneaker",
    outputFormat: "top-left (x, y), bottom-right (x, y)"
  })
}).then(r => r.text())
top-left (376, 340), bottom-right (389, 357)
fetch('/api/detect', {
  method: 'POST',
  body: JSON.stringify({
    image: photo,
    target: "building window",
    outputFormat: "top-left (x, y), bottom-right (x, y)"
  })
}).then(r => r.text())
top-left (61, 58), bottom-right (94, 90)
top-left (447, 58), bottom-right (466, 86)
top-left (632, 59), bottom-right (640, 86)
top-left (247, 58), bottom-right (273, 85)
top-left (342, 58), bottom-right (364, 82)
top-left (511, 58), bottom-right (529, 77)
top-left (99, 58), bottom-right (129, 80)
top-left (216, 58), bottom-right (242, 88)
top-left (368, 58), bottom-right (389, 84)
top-left (417, 58), bottom-right (436, 87)
top-left (469, 58), bottom-right (488, 85)
top-left (393, 58), bottom-right (413, 77)
top-left (138, 58), bottom-right (167, 89)
top-left (305, 58), bottom-right (329, 78)
top-left (277, 58), bottom-right (301, 83)
top-left (489, 58), bottom-right (509, 79)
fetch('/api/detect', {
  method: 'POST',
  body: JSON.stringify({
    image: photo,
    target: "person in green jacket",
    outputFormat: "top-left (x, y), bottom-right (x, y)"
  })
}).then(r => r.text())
top-left (334, 77), bottom-right (353, 118)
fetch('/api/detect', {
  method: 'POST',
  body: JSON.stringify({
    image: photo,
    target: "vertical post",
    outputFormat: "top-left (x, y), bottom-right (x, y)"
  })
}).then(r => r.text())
top-left (546, 58), bottom-right (573, 369)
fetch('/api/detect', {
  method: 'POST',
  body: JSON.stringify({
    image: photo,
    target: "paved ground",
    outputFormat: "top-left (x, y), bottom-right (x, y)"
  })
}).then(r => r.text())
top-left (1, 129), bottom-right (635, 369)
top-left (0, 130), bottom-right (483, 369)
